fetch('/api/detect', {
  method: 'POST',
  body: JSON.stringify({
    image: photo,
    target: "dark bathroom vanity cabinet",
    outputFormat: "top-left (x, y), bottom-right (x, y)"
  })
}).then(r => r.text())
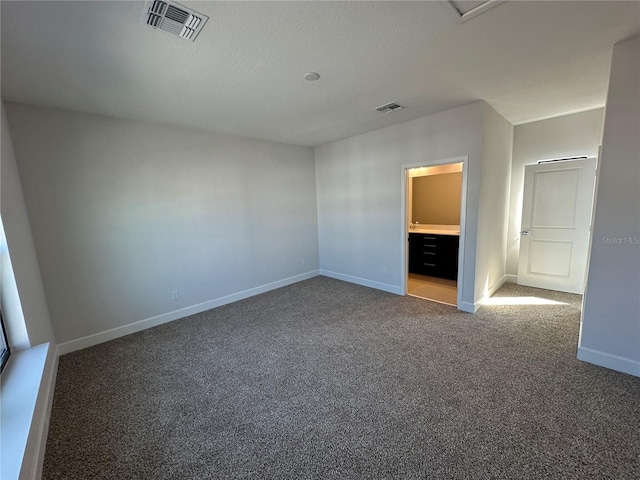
top-left (408, 232), bottom-right (459, 280)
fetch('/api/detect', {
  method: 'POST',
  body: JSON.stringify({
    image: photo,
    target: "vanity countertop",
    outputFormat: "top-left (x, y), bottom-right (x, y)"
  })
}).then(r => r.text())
top-left (408, 224), bottom-right (460, 236)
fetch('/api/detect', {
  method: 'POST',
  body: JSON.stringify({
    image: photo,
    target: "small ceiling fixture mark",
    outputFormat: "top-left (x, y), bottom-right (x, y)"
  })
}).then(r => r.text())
top-left (448, 0), bottom-right (506, 23)
top-left (304, 72), bottom-right (320, 81)
top-left (375, 102), bottom-right (406, 113)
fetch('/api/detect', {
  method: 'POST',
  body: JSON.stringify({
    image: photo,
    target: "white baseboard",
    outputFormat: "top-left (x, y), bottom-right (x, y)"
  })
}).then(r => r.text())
top-left (577, 346), bottom-right (640, 377)
top-left (505, 274), bottom-right (518, 283)
top-left (488, 274), bottom-right (508, 297)
top-left (57, 270), bottom-right (320, 355)
top-left (474, 274), bottom-right (508, 311)
top-left (319, 270), bottom-right (403, 295)
top-left (458, 301), bottom-right (477, 313)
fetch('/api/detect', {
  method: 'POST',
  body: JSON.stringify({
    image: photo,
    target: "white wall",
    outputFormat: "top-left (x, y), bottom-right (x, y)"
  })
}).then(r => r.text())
top-left (579, 36), bottom-right (640, 377)
top-left (4, 103), bottom-right (319, 348)
top-left (1, 100), bottom-right (58, 480)
top-left (315, 102), bottom-right (485, 307)
top-left (506, 108), bottom-right (604, 277)
top-left (1, 103), bottom-right (55, 349)
top-left (474, 104), bottom-right (513, 301)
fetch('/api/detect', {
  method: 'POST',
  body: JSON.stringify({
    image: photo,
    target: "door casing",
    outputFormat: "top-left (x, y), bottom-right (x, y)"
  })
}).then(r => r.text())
top-left (400, 156), bottom-right (469, 309)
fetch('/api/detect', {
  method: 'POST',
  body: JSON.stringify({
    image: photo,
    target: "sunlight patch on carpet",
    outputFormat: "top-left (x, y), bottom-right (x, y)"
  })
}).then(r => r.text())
top-left (483, 296), bottom-right (567, 306)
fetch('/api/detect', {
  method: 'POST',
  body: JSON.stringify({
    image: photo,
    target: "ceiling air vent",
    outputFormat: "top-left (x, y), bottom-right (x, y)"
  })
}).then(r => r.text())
top-left (141, 0), bottom-right (208, 41)
top-left (375, 102), bottom-right (406, 113)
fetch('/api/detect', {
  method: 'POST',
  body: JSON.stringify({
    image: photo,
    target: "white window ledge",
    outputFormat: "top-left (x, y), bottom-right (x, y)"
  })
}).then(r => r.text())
top-left (1, 342), bottom-right (51, 480)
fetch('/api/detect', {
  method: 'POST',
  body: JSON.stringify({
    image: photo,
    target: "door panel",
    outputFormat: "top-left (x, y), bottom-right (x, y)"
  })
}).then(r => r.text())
top-left (531, 169), bottom-right (580, 227)
top-left (518, 158), bottom-right (596, 294)
top-left (529, 240), bottom-right (572, 277)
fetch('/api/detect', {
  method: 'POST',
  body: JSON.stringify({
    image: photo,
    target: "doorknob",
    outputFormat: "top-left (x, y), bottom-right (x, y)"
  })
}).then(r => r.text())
top-left (521, 230), bottom-right (533, 236)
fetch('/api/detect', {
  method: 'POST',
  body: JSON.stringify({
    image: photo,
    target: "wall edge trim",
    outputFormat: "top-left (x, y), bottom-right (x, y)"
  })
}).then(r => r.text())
top-left (23, 346), bottom-right (58, 480)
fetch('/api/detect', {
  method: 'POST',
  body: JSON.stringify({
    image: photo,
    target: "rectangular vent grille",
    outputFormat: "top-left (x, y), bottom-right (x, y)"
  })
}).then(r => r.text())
top-left (375, 102), bottom-right (406, 113)
top-left (141, 0), bottom-right (208, 41)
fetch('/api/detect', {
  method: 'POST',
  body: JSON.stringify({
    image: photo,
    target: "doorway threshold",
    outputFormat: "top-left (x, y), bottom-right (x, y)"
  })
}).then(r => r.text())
top-left (408, 293), bottom-right (456, 307)
top-left (408, 273), bottom-right (457, 306)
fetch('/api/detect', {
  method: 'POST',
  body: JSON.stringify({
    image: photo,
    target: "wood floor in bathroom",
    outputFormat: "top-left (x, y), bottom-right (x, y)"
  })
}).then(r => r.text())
top-left (407, 273), bottom-right (457, 306)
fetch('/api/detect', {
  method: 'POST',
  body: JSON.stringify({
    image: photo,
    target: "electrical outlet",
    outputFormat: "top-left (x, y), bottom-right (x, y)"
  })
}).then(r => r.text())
top-left (382, 266), bottom-right (389, 274)
top-left (171, 290), bottom-right (179, 300)
top-left (301, 258), bottom-right (307, 267)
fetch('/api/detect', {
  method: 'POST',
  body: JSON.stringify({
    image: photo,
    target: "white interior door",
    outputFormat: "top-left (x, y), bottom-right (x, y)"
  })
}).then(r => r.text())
top-left (517, 158), bottom-right (597, 294)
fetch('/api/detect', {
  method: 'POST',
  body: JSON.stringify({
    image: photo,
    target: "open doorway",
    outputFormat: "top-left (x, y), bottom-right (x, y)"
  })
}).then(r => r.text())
top-left (401, 158), bottom-right (467, 307)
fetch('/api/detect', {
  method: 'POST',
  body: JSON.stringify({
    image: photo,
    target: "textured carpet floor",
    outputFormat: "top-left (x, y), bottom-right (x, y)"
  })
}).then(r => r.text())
top-left (43, 277), bottom-right (640, 479)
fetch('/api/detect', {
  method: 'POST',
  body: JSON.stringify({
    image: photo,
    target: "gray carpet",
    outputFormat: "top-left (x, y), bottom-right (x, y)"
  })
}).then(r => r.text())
top-left (43, 277), bottom-right (640, 479)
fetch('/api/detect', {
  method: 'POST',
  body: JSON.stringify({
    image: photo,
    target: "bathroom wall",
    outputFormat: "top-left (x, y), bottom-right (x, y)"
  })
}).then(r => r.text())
top-left (411, 173), bottom-right (462, 225)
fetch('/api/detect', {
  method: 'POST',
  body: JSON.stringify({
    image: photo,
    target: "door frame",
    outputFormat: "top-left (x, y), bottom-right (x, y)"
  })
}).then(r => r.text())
top-left (400, 156), bottom-right (469, 308)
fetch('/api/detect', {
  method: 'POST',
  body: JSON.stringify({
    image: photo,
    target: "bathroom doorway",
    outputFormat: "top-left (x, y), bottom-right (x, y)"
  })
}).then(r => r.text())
top-left (401, 158), bottom-right (467, 307)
